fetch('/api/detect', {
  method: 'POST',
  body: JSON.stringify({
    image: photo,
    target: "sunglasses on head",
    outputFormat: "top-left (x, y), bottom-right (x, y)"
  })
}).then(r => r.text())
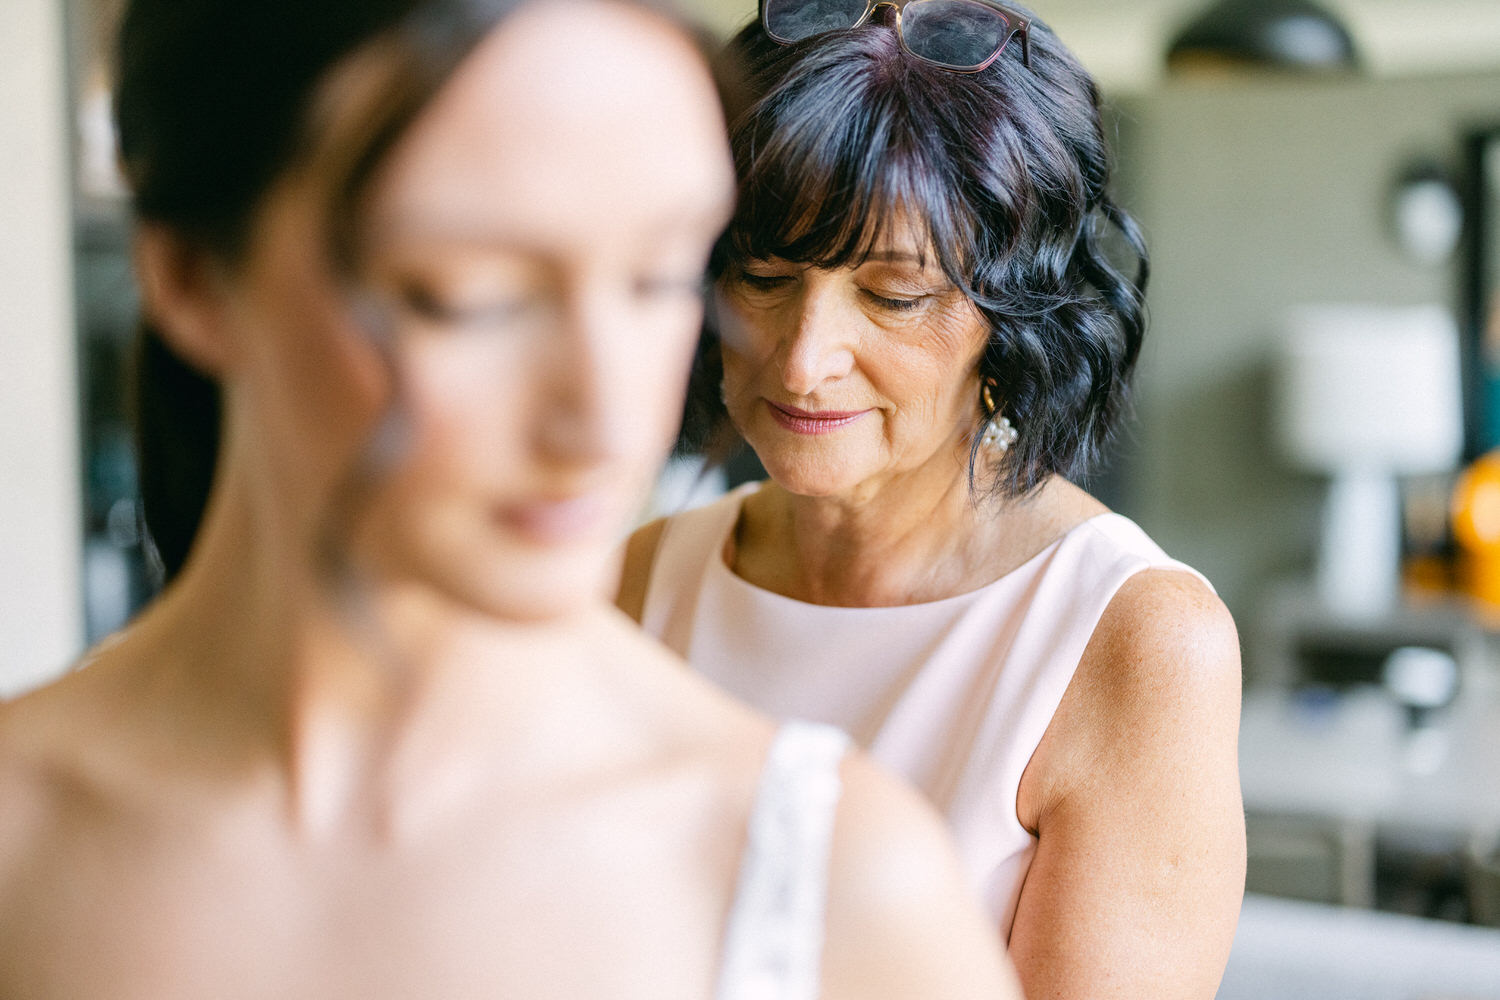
top-left (760, 0), bottom-right (1031, 73)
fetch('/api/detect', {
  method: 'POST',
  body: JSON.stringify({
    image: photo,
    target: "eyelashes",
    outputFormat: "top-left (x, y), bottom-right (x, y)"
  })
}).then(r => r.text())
top-left (393, 271), bottom-right (707, 333)
top-left (861, 291), bottom-right (923, 312)
top-left (732, 271), bottom-right (927, 313)
top-left (737, 272), bottom-right (792, 292)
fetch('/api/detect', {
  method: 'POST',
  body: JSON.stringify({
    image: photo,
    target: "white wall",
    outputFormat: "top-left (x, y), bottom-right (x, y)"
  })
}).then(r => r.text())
top-left (0, 0), bottom-right (85, 695)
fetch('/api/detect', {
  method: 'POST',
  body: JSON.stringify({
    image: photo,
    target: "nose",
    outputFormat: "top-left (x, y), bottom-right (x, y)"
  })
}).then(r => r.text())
top-left (533, 291), bottom-right (622, 467)
top-left (779, 288), bottom-right (856, 398)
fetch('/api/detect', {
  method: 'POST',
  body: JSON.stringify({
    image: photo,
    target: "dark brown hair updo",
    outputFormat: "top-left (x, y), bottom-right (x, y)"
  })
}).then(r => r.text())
top-left (690, 6), bottom-right (1147, 498)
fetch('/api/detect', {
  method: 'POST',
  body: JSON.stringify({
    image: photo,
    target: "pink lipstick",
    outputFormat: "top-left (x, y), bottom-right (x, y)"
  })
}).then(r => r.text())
top-left (766, 400), bottom-right (870, 435)
top-left (495, 493), bottom-right (609, 544)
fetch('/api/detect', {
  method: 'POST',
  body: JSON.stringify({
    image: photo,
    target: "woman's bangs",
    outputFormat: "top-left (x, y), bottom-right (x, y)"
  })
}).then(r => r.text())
top-left (728, 89), bottom-right (954, 272)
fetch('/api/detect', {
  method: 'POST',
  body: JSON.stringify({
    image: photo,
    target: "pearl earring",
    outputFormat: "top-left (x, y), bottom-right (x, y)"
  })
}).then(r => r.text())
top-left (980, 382), bottom-right (1018, 456)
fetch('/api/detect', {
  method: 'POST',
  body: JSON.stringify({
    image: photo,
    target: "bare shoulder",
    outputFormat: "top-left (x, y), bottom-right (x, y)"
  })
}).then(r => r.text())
top-left (1100, 566), bottom-right (1240, 660)
top-left (1008, 573), bottom-right (1246, 997)
top-left (0, 679), bottom-right (87, 904)
top-left (1083, 567), bottom-right (1241, 722)
top-left (0, 652), bottom-right (154, 843)
top-left (593, 607), bottom-right (771, 747)
top-left (0, 724), bottom-right (51, 977)
top-left (1039, 567), bottom-right (1241, 786)
top-left (615, 516), bottom-right (668, 623)
top-left (821, 754), bottom-right (1021, 1000)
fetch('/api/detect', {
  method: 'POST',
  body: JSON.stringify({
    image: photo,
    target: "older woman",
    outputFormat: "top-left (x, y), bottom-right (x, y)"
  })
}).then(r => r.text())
top-left (620, 3), bottom-right (1245, 996)
top-left (0, 0), bottom-right (1023, 995)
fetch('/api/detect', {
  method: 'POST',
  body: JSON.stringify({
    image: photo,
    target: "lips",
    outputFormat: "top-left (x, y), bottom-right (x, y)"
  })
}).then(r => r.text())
top-left (494, 492), bottom-right (610, 544)
top-left (765, 400), bottom-right (870, 436)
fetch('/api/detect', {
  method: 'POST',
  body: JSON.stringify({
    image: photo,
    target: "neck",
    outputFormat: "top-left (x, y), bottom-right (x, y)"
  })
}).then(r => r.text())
top-left (743, 447), bottom-right (1008, 606)
top-left (122, 460), bottom-right (606, 840)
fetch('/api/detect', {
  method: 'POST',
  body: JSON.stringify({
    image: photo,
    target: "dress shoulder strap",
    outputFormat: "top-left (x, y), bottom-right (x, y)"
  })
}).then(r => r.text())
top-left (714, 720), bottom-right (852, 1000)
top-left (641, 484), bottom-right (756, 654)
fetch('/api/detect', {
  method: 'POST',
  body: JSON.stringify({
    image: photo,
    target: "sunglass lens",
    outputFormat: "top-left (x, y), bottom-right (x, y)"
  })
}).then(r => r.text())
top-left (763, 0), bottom-right (872, 43)
top-left (901, 0), bottom-right (1012, 69)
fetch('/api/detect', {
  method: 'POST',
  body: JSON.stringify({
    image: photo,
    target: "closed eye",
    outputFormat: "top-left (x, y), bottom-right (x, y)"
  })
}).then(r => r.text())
top-left (862, 290), bottom-right (923, 311)
top-left (398, 284), bottom-right (531, 330)
top-left (737, 272), bottom-right (795, 292)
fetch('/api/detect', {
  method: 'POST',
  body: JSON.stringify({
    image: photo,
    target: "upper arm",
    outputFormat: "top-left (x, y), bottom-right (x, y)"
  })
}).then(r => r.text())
top-left (1009, 569), bottom-right (1246, 1000)
top-left (614, 517), bottom-right (667, 624)
top-left (821, 756), bottom-right (1023, 1000)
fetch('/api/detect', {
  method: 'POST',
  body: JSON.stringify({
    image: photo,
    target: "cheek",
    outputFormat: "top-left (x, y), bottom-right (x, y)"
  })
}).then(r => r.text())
top-left (401, 338), bottom-right (525, 477)
top-left (621, 304), bottom-right (704, 455)
top-left (884, 309), bottom-right (988, 408)
top-left (719, 324), bottom-right (772, 408)
top-left (715, 292), bottom-right (778, 366)
top-left (240, 275), bottom-right (390, 476)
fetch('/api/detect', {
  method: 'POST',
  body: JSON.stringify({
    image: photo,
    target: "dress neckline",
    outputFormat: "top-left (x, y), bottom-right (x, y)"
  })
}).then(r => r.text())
top-left (709, 483), bottom-right (1121, 613)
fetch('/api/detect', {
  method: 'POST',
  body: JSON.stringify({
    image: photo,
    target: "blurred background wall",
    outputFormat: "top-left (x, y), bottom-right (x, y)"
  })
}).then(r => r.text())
top-left (1116, 73), bottom-right (1500, 620)
top-left (0, 0), bottom-right (83, 696)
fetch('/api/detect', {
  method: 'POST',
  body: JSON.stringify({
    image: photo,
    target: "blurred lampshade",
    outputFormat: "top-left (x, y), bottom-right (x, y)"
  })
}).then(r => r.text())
top-left (1275, 305), bottom-right (1463, 618)
top-left (1276, 304), bottom-right (1463, 475)
top-left (1167, 0), bottom-right (1360, 74)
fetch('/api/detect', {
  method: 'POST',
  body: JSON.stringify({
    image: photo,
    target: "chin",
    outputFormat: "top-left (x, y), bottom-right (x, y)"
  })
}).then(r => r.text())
top-left (734, 416), bottom-right (864, 495)
top-left (356, 521), bottom-right (613, 627)
top-left (443, 546), bottom-right (616, 624)
top-left (748, 444), bottom-right (861, 498)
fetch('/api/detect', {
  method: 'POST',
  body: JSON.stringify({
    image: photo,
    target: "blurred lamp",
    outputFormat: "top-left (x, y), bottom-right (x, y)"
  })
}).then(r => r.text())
top-left (1167, 0), bottom-right (1360, 73)
top-left (1275, 305), bottom-right (1463, 617)
top-left (1389, 163), bottom-right (1464, 266)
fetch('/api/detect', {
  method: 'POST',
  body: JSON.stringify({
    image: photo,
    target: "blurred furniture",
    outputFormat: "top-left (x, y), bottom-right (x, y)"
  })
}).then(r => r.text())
top-left (1245, 811), bottom-right (1376, 907)
top-left (1239, 670), bottom-right (1500, 914)
top-left (1246, 580), bottom-right (1485, 689)
top-left (1240, 682), bottom-right (1500, 836)
top-left (1217, 893), bottom-right (1500, 1000)
top-left (1273, 304), bottom-right (1464, 618)
top-left (1470, 838), bottom-right (1500, 927)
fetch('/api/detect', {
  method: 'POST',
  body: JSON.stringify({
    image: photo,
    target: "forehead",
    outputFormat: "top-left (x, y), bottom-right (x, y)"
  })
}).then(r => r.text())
top-left (861, 209), bottom-right (938, 264)
top-left (369, 0), bottom-right (734, 249)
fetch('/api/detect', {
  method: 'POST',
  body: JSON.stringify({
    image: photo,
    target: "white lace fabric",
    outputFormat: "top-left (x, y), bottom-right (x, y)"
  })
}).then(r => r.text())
top-left (714, 720), bottom-right (851, 1000)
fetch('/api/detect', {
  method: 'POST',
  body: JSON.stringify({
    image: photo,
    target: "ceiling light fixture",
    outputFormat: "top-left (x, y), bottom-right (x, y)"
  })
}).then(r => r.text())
top-left (1166, 0), bottom-right (1360, 74)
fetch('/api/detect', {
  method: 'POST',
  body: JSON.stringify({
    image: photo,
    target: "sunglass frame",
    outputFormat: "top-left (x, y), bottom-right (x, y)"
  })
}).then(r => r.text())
top-left (761, 0), bottom-right (1031, 72)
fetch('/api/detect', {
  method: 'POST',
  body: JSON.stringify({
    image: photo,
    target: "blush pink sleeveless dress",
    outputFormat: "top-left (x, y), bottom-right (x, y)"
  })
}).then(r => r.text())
top-left (642, 483), bottom-right (1209, 939)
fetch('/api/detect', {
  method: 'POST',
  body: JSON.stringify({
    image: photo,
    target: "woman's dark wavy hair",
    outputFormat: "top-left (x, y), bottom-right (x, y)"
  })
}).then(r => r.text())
top-left (116, 0), bottom-right (728, 584)
top-left (688, 7), bottom-right (1147, 499)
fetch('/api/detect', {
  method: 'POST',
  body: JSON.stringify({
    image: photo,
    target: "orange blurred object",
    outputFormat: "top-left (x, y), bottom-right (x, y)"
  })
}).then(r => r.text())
top-left (1451, 450), bottom-right (1500, 616)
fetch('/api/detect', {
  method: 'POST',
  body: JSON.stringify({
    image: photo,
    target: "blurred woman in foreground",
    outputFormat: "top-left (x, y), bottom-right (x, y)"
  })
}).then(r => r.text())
top-left (0, 1), bottom-right (1019, 996)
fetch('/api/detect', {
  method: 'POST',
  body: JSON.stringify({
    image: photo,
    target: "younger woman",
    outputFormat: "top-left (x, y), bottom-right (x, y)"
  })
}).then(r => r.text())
top-left (0, 1), bottom-right (1019, 996)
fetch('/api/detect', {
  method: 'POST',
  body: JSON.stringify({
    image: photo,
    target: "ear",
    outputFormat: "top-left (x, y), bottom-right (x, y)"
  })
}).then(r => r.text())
top-left (134, 224), bottom-right (237, 377)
